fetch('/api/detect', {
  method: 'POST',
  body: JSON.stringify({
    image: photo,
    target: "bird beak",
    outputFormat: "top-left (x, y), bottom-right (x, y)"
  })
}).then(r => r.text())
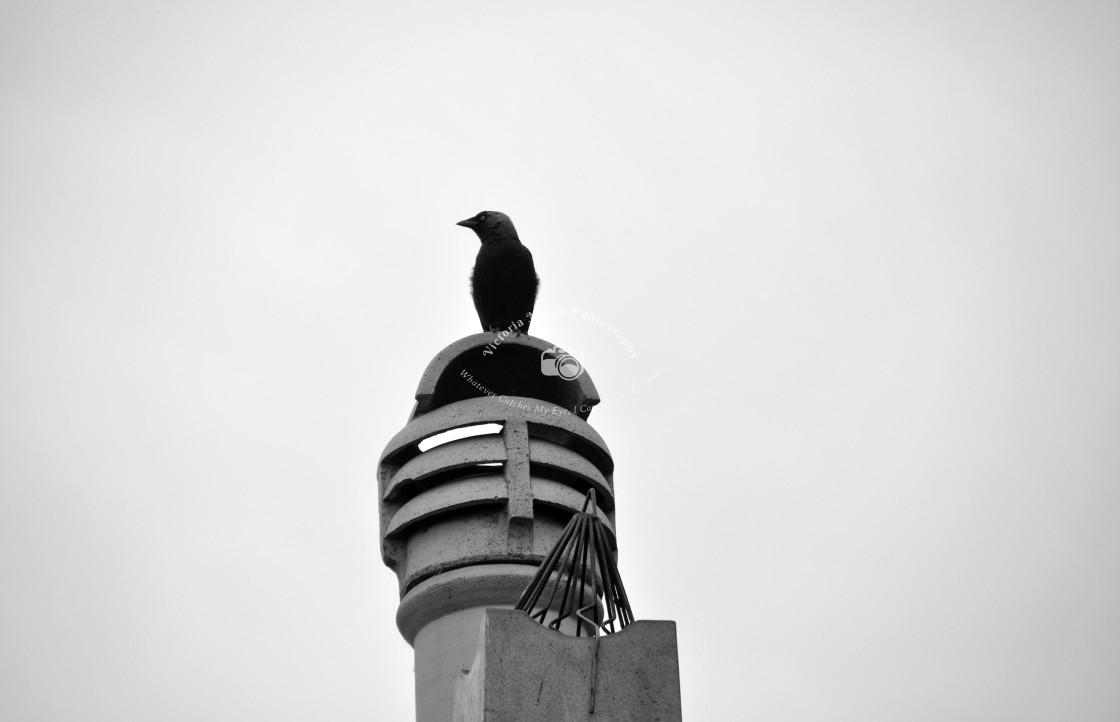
top-left (456, 218), bottom-right (477, 228)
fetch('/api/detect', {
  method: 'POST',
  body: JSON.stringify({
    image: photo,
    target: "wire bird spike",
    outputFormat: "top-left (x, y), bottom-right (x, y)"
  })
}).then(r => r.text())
top-left (513, 490), bottom-right (634, 713)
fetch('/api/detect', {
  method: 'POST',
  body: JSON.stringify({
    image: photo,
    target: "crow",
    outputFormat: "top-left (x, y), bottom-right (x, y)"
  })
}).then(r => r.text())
top-left (457, 211), bottom-right (539, 335)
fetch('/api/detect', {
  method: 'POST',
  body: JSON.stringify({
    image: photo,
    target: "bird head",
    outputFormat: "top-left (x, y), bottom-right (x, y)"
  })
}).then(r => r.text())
top-left (456, 211), bottom-right (519, 243)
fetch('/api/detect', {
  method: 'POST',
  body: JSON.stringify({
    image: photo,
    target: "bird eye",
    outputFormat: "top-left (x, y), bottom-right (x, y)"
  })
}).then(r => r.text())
top-left (477, 214), bottom-right (487, 222)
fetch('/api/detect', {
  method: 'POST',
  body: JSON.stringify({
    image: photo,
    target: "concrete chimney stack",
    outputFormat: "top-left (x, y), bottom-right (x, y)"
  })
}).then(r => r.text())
top-left (377, 332), bottom-right (680, 721)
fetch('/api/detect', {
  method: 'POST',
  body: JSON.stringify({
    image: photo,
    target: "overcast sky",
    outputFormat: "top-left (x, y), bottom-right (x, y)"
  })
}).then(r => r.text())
top-left (2, 1), bottom-right (1119, 720)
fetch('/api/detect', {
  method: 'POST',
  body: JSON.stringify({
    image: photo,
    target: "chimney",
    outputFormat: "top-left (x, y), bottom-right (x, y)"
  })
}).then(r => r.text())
top-left (377, 331), bottom-right (680, 721)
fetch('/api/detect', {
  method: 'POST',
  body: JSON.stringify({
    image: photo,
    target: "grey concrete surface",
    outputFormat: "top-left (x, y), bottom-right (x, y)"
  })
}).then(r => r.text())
top-left (377, 334), bottom-right (633, 722)
top-left (454, 609), bottom-right (682, 722)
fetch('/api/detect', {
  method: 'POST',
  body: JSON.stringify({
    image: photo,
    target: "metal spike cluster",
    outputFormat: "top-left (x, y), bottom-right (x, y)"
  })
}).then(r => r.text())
top-left (514, 489), bottom-right (634, 636)
top-left (514, 490), bottom-right (634, 713)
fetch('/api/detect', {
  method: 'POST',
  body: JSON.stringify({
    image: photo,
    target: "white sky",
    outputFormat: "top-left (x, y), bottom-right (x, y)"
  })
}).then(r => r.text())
top-left (2, 1), bottom-right (1118, 720)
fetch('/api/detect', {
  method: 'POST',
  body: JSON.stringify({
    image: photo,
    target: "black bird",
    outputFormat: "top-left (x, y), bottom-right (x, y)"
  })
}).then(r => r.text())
top-left (457, 211), bottom-right (539, 335)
